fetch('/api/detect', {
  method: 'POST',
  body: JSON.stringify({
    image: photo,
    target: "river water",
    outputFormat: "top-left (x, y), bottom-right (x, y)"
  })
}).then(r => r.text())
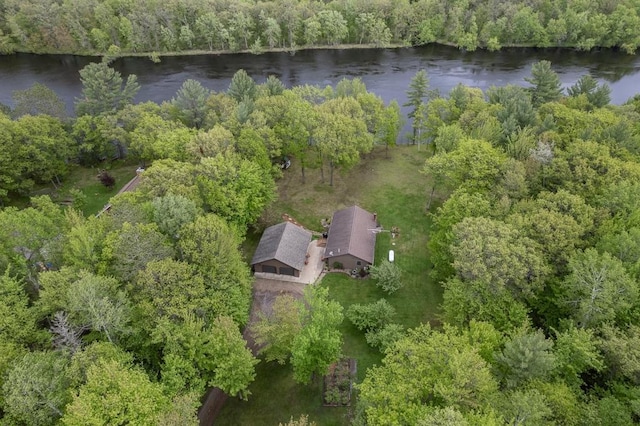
top-left (1, 45), bottom-right (639, 117)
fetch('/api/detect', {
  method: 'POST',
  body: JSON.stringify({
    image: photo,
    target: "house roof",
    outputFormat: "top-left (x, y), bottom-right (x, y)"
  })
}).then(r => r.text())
top-left (325, 205), bottom-right (377, 264)
top-left (251, 222), bottom-right (312, 271)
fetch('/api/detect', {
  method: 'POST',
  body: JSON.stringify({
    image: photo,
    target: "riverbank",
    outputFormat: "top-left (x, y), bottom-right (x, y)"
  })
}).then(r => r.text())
top-left (6, 43), bottom-right (408, 60)
top-left (3, 41), bottom-right (634, 61)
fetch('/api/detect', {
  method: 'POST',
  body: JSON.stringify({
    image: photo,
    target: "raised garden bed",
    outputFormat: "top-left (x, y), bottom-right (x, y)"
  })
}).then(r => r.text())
top-left (323, 358), bottom-right (357, 407)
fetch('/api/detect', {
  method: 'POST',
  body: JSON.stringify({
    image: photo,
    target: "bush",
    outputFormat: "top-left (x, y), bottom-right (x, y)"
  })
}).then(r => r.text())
top-left (365, 323), bottom-right (405, 351)
top-left (369, 260), bottom-right (403, 294)
top-left (332, 261), bottom-right (343, 269)
top-left (97, 170), bottom-right (115, 188)
top-left (346, 299), bottom-right (396, 332)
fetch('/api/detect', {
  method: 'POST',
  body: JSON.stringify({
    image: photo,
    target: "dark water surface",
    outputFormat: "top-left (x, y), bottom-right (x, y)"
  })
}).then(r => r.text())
top-left (1, 45), bottom-right (639, 116)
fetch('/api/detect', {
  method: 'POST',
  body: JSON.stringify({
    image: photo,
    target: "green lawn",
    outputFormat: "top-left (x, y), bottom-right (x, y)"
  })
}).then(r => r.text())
top-left (218, 146), bottom-right (445, 424)
top-left (12, 160), bottom-right (139, 216)
top-left (214, 361), bottom-right (351, 426)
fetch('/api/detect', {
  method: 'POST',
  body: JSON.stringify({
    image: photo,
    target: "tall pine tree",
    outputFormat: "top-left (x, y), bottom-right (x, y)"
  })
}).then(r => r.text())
top-left (404, 69), bottom-right (431, 143)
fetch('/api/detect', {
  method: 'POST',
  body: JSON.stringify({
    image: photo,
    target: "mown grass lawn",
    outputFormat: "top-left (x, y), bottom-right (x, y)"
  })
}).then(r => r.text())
top-left (219, 145), bottom-right (446, 425)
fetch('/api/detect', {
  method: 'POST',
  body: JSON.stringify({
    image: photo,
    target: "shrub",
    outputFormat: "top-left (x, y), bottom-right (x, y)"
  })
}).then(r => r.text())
top-left (346, 299), bottom-right (396, 332)
top-left (369, 260), bottom-right (403, 294)
top-left (365, 323), bottom-right (405, 351)
top-left (97, 170), bottom-right (115, 188)
top-left (332, 261), bottom-right (343, 269)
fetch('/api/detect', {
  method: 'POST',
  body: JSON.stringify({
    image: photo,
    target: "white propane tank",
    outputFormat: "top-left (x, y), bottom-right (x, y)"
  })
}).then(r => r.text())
top-left (388, 250), bottom-right (395, 262)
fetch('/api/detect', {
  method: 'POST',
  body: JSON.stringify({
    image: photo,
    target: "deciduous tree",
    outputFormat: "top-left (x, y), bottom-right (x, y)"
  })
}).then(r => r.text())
top-left (177, 214), bottom-right (252, 325)
top-left (315, 97), bottom-right (373, 186)
top-left (62, 360), bottom-right (170, 425)
top-left (494, 388), bottom-right (552, 426)
top-left (451, 216), bottom-right (549, 300)
top-left (442, 277), bottom-right (530, 333)
top-left (423, 138), bottom-right (507, 194)
top-left (369, 260), bottom-right (403, 294)
top-left (599, 324), bottom-right (640, 384)
top-left (552, 324), bottom-right (603, 388)
top-left (11, 82), bottom-right (67, 119)
top-left (207, 315), bottom-right (258, 398)
top-left (357, 325), bottom-right (498, 425)
top-left (252, 294), bottom-right (303, 365)
top-left (12, 114), bottom-right (75, 185)
top-left (131, 258), bottom-right (208, 325)
top-left (137, 159), bottom-right (200, 203)
top-left (291, 286), bottom-right (343, 384)
top-left (197, 152), bottom-right (276, 229)
top-left (562, 248), bottom-right (637, 328)
top-left (66, 272), bottom-right (130, 343)
top-left (346, 298), bottom-right (396, 332)
top-left (155, 314), bottom-right (257, 398)
top-left (100, 222), bottom-right (175, 283)
top-left (2, 351), bottom-right (72, 426)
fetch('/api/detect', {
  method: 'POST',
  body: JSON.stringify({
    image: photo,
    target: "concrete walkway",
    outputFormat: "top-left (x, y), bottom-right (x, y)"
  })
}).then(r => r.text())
top-left (254, 240), bottom-right (325, 284)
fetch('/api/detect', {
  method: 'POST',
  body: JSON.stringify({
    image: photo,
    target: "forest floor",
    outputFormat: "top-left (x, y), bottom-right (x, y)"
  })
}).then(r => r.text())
top-left (219, 144), bottom-right (445, 425)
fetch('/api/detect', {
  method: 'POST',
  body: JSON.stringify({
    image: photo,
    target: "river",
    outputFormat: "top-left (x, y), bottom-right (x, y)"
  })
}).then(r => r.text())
top-left (1, 45), bottom-right (640, 119)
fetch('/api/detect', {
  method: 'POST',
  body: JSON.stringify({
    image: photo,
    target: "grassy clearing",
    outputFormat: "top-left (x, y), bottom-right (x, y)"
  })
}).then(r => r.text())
top-left (219, 145), bottom-right (446, 424)
top-left (13, 160), bottom-right (138, 216)
top-left (215, 361), bottom-right (351, 426)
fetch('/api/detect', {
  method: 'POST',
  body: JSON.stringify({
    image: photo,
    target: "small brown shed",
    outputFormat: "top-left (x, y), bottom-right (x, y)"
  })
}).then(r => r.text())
top-left (251, 222), bottom-right (312, 277)
top-left (324, 205), bottom-right (377, 270)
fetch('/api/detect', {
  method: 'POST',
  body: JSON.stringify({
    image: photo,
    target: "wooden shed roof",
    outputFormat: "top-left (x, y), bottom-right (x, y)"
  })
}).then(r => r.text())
top-left (251, 222), bottom-right (312, 271)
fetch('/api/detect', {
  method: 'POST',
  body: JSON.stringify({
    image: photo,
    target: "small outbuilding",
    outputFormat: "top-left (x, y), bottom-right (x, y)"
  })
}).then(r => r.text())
top-left (324, 205), bottom-right (377, 270)
top-left (251, 222), bottom-right (312, 277)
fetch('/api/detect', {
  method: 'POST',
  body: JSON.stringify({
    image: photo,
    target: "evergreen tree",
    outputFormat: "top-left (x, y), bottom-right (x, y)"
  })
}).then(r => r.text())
top-left (75, 62), bottom-right (139, 116)
top-left (404, 69), bottom-right (431, 143)
top-left (567, 75), bottom-right (611, 108)
top-left (525, 60), bottom-right (562, 107)
top-left (228, 69), bottom-right (257, 103)
top-left (171, 79), bottom-right (210, 129)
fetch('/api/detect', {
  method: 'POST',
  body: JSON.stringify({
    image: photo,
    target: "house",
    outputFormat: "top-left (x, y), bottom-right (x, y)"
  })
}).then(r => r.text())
top-left (251, 222), bottom-right (312, 277)
top-left (324, 205), bottom-right (377, 270)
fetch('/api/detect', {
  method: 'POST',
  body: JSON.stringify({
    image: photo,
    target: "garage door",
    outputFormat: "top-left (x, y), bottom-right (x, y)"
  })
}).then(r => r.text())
top-left (279, 267), bottom-right (295, 276)
top-left (262, 265), bottom-right (277, 274)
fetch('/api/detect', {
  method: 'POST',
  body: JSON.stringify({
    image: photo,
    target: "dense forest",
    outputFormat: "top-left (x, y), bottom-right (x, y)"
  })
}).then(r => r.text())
top-left (1, 0), bottom-right (640, 55)
top-left (0, 63), bottom-right (400, 424)
top-left (3, 55), bottom-right (640, 424)
top-left (356, 65), bottom-right (640, 424)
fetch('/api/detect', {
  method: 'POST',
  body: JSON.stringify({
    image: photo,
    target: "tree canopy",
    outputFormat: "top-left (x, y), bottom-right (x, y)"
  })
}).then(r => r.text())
top-left (3, 0), bottom-right (640, 54)
top-left (3, 62), bottom-right (640, 424)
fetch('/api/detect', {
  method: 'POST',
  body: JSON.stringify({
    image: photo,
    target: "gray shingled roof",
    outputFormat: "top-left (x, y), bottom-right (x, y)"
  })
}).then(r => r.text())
top-left (325, 205), bottom-right (377, 264)
top-left (251, 222), bottom-right (312, 271)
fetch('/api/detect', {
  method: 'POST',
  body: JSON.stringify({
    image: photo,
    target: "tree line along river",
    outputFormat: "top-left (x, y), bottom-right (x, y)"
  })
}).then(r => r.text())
top-left (1, 45), bottom-right (639, 134)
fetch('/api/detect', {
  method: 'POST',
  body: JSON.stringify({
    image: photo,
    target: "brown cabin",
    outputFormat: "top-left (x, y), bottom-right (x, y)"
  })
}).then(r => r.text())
top-left (324, 205), bottom-right (377, 270)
